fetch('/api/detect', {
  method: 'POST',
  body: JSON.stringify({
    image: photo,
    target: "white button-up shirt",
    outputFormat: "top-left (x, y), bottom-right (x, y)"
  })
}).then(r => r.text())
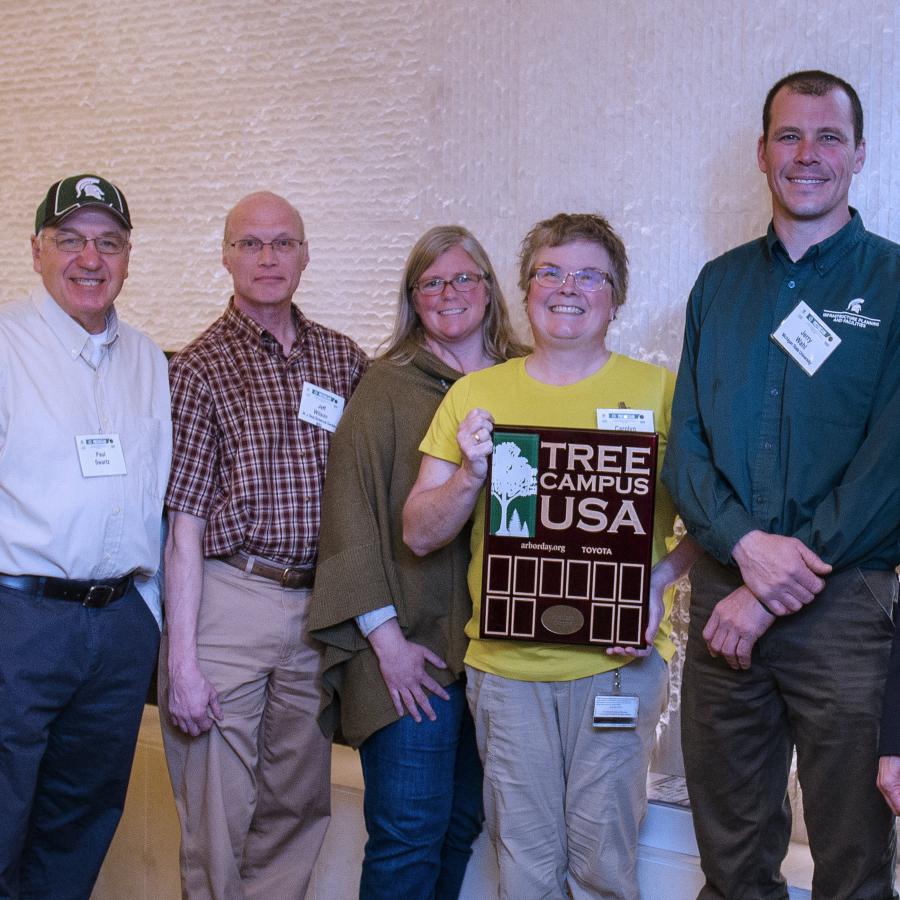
top-left (0, 288), bottom-right (172, 624)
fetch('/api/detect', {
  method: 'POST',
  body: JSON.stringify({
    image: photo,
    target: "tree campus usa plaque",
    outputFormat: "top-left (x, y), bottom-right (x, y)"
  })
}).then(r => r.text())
top-left (480, 425), bottom-right (658, 648)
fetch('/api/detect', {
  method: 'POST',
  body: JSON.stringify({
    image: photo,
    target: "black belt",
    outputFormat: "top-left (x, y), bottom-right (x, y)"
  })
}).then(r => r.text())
top-left (0, 572), bottom-right (134, 608)
top-left (221, 552), bottom-right (315, 589)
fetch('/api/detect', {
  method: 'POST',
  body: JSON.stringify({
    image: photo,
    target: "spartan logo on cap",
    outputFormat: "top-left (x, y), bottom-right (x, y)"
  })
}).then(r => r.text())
top-left (35, 173), bottom-right (132, 233)
top-left (75, 177), bottom-right (105, 201)
top-left (846, 298), bottom-right (865, 314)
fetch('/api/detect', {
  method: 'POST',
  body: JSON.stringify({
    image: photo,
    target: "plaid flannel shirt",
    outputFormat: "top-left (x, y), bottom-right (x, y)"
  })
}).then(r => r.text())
top-left (166, 300), bottom-right (367, 566)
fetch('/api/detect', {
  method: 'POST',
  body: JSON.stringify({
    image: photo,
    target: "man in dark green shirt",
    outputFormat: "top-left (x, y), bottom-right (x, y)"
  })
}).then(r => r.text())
top-left (663, 70), bottom-right (900, 899)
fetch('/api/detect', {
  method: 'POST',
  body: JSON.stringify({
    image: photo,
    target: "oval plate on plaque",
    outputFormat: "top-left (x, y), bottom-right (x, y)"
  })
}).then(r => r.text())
top-left (541, 604), bottom-right (584, 636)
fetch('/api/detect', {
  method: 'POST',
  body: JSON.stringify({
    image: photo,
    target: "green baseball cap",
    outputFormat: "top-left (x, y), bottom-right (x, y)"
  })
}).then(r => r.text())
top-left (35, 174), bottom-right (132, 233)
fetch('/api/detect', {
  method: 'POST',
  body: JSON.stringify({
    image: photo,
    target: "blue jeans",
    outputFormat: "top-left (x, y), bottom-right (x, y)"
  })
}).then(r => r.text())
top-left (0, 583), bottom-right (160, 900)
top-left (358, 679), bottom-right (484, 900)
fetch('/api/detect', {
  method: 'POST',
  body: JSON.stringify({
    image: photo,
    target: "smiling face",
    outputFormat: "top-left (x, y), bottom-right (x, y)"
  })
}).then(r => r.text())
top-left (31, 206), bottom-right (131, 334)
top-left (757, 86), bottom-right (865, 236)
top-left (222, 192), bottom-right (309, 317)
top-left (526, 239), bottom-right (615, 352)
top-left (412, 244), bottom-right (490, 349)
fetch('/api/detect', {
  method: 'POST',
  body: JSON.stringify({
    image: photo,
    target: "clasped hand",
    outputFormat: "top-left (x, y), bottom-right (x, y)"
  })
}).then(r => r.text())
top-left (733, 531), bottom-right (831, 613)
top-left (703, 585), bottom-right (774, 670)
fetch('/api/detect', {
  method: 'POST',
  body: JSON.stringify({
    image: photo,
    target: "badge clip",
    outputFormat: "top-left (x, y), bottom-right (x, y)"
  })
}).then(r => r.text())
top-left (593, 668), bottom-right (639, 729)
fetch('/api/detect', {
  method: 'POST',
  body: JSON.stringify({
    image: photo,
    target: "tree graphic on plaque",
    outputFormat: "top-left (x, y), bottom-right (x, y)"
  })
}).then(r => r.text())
top-left (490, 435), bottom-right (538, 536)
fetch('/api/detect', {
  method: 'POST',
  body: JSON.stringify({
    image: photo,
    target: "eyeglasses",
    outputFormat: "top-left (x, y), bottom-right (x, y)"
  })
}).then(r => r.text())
top-left (228, 238), bottom-right (306, 255)
top-left (415, 272), bottom-right (485, 296)
top-left (531, 266), bottom-right (611, 292)
top-left (45, 233), bottom-right (129, 255)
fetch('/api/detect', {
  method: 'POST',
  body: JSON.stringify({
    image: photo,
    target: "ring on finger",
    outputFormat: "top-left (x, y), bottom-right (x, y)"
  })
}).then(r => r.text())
top-left (475, 430), bottom-right (482, 443)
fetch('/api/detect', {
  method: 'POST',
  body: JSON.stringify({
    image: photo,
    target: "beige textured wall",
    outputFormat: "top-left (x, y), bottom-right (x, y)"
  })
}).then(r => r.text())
top-left (2, 0), bottom-right (897, 774)
top-left (2, 0), bottom-right (897, 358)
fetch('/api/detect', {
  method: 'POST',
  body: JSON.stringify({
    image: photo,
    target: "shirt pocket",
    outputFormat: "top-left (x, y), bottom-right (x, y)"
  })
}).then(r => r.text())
top-left (787, 325), bottom-right (882, 429)
top-left (120, 415), bottom-right (165, 502)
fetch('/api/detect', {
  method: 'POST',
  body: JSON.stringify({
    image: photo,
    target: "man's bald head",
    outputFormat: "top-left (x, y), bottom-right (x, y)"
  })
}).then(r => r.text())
top-left (223, 192), bottom-right (304, 245)
top-left (221, 192), bottom-right (309, 317)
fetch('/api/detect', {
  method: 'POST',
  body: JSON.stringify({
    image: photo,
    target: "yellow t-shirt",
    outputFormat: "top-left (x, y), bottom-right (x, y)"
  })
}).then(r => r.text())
top-left (419, 354), bottom-right (678, 682)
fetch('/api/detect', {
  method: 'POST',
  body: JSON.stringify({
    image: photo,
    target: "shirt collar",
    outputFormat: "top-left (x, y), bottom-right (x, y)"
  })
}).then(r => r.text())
top-left (31, 285), bottom-right (119, 366)
top-left (765, 208), bottom-right (864, 275)
top-left (222, 298), bottom-right (310, 355)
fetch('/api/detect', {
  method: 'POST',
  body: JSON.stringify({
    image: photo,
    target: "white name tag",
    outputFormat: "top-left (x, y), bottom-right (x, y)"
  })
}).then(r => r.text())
top-left (596, 408), bottom-right (655, 432)
top-left (593, 693), bottom-right (639, 729)
top-left (771, 300), bottom-right (841, 376)
top-left (75, 433), bottom-right (127, 477)
top-left (298, 382), bottom-right (345, 433)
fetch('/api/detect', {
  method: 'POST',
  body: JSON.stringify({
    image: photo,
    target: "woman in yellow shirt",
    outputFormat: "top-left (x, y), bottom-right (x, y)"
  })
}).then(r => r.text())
top-left (404, 213), bottom-right (701, 900)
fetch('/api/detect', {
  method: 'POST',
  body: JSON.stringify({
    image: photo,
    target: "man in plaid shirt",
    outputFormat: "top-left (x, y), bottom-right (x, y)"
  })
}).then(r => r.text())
top-left (158, 191), bottom-right (367, 899)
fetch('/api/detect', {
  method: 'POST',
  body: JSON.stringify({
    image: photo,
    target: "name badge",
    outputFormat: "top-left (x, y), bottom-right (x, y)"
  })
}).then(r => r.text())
top-left (596, 408), bottom-right (654, 433)
top-left (75, 433), bottom-right (127, 477)
top-left (771, 301), bottom-right (841, 376)
top-left (593, 693), bottom-right (639, 729)
top-left (298, 382), bottom-right (345, 433)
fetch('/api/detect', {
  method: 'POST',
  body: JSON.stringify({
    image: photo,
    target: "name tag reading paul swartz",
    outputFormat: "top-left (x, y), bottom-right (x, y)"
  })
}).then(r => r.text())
top-left (75, 433), bottom-right (127, 477)
top-left (480, 425), bottom-right (658, 648)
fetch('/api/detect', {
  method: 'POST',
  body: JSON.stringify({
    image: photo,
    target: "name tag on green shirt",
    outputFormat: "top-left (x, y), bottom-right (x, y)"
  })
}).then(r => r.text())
top-left (771, 300), bottom-right (841, 376)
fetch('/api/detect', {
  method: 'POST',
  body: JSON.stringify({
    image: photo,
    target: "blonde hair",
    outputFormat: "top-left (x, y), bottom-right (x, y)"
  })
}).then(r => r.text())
top-left (381, 225), bottom-right (529, 364)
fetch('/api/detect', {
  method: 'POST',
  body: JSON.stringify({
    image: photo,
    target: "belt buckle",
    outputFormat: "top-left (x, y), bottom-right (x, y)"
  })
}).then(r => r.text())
top-left (84, 584), bottom-right (115, 608)
top-left (280, 567), bottom-right (302, 589)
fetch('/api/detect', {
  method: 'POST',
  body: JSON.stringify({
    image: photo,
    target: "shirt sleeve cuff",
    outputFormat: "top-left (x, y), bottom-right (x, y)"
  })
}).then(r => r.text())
top-left (355, 604), bottom-right (398, 637)
top-left (705, 506), bottom-right (760, 566)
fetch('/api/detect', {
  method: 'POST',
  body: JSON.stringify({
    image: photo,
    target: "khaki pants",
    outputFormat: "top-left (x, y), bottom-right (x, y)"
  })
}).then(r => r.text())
top-left (159, 559), bottom-right (331, 900)
top-left (466, 653), bottom-right (667, 900)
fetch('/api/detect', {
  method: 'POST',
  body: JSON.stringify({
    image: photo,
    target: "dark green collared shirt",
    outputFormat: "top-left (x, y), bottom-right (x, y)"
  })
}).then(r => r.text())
top-left (663, 212), bottom-right (900, 572)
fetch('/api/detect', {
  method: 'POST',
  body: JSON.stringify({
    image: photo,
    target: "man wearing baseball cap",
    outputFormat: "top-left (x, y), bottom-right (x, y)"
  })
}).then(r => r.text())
top-left (0, 174), bottom-right (171, 899)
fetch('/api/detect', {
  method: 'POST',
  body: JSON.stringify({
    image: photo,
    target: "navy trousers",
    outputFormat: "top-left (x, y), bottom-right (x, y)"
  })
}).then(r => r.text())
top-left (0, 582), bottom-right (160, 900)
